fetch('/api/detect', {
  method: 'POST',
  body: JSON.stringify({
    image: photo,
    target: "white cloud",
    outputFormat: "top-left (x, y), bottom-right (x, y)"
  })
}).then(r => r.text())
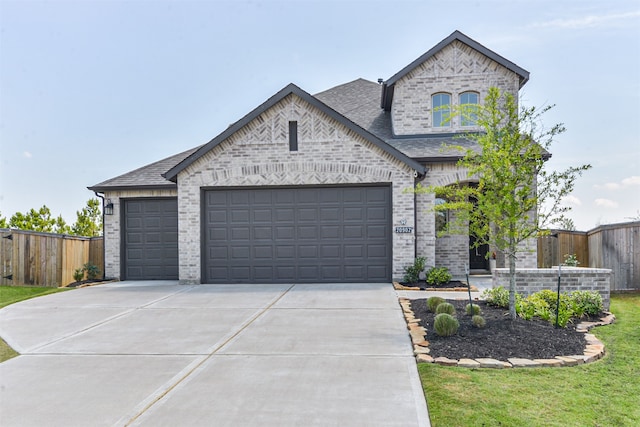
top-left (595, 182), bottom-right (621, 190)
top-left (595, 198), bottom-right (619, 209)
top-left (594, 175), bottom-right (640, 190)
top-left (621, 176), bottom-right (640, 187)
top-left (562, 195), bottom-right (582, 206)
top-left (23, 151), bottom-right (32, 158)
top-left (530, 10), bottom-right (640, 30)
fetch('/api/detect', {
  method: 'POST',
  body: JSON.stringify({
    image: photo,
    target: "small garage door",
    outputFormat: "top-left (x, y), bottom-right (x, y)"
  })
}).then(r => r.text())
top-left (203, 185), bottom-right (391, 283)
top-left (122, 198), bottom-right (178, 280)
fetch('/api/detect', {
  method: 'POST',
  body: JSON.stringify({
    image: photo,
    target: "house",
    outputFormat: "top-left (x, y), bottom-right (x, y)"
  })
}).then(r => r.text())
top-left (89, 30), bottom-right (537, 284)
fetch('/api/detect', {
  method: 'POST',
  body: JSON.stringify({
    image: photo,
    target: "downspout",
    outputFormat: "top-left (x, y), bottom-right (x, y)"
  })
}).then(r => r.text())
top-left (93, 191), bottom-right (106, 280)
top-left (414, 167), bottom-right (429, 256)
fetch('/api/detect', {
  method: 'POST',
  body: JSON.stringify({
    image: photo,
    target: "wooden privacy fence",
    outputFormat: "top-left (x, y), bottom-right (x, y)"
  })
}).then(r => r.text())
top-left (538, 230), bottom-right (589, 269)
top-left (538, 221), bottom-right (640, 291)
top-left (0, 229), bottom-right (104, 287)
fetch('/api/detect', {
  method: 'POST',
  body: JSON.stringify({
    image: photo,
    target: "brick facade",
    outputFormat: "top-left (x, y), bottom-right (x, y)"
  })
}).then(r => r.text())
top-left (493, 268), bottom-right (612, 310)
top-left (101, 189), bottom-right (178, 279)
top-left (391, 41), bottom-right (520, 136)
top-left (176, 94), bottom-right (416, 283)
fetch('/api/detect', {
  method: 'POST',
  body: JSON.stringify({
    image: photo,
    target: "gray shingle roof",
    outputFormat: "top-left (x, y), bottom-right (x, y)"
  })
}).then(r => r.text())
top-left (88, 146), bottom-right (200, 192)
top-left (316, 79), bottom-right (477, 161)
top-left (385, 135), bottom-right (480, 161)
top-left (315, 78), bottom-right (393, 140)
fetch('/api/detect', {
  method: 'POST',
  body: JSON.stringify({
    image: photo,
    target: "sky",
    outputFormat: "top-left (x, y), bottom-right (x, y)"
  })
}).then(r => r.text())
top-left (1, 0), bottom-right (639, 231)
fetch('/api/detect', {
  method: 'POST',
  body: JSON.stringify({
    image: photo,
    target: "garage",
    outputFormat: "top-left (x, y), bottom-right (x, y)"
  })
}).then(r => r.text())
top-left (203, 185), bottom-right (391, 283)
top-left (122, 198), bottom-right (179, 280)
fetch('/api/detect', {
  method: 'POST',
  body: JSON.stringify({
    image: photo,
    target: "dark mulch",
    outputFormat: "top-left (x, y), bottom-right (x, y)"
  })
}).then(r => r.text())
top-left (411, 298), bottom-right (591, 360)
top-left (66, 279), bottom-right (109, 288)
top-left (400, 280), bottom-right (468, 290)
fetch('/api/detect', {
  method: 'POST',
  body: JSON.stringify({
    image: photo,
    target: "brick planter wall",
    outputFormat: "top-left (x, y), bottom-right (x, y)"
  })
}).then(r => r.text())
top-left (492, 267), bottom-right (611, 310)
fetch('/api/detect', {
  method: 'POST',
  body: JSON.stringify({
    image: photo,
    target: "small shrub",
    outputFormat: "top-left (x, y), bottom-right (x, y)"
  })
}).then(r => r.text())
top-left (482, 286), bottom-right (510, 308)
top-left (516, 298), bottom-right (536, 320)
top-left (427, 296), bottom-right (446, 313)
top-left (472, 315), bottom-right (486, 328)
top-left (83, 262), bottom-right (101, 280)
top-left (434, 313), bottom-right (459, 336)
top-left (571, 291), bottom-right (603, 316)
top-left (518, 290), bottom-right (573, 327)
top-left (436, 302), bottom-right (456, 315)
top-left (465, 303), bottom-right (481, 316)
top-left (403, 257), bottom-right (426, 284)
top-left (425, 266), bottom-right (452, 286)
top-left (535, 289), bottom-right (562, 307)
top-left (73, 268), bottom-right (85, 282)
top-left (563, 254), bottom-right (580, 267)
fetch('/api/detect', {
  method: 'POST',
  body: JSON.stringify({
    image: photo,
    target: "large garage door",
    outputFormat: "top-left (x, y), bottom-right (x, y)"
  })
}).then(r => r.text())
top-left (123, 198), bottom-right (178, 280)
top-left (203, 185), bottom-right (391, 283)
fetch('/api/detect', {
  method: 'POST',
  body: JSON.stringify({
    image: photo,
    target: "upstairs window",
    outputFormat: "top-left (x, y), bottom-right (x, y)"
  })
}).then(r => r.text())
top-left (434, 197), bottom-right (448, 233)
top-left (432, 93), bottom-right (451, 127)
top-left (459, 92), bottom-right (479, 126)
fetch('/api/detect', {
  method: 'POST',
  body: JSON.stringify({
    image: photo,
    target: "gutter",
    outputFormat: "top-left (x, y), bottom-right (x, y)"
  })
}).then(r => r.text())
top-left (414, 167), bottom-right (429, 256)
top-left (93, 191), bottom-right (107, 280)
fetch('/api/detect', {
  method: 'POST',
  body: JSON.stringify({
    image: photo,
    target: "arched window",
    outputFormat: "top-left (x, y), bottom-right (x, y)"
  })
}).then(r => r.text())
top-left (459, 91), bottom-right (479, 126)
top-left (432, 93), bottom-right (451, 127)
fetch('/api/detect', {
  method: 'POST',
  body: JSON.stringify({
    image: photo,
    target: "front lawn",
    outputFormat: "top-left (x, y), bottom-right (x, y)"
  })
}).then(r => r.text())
top-left (0, 286), bottom-right (70, 362)
top-left (419, 293), bottom-right (640, 426)
top-left (0, 285), bottom-right (68, 309)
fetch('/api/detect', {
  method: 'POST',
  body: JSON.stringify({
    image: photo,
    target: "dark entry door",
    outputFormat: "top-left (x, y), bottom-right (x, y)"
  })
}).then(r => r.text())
top-left (203, 185), bottom-right (392, 283)
top-left (122, 198), bottom-right (179, 280)
top-left (469, 234), bottom-right (489, 271)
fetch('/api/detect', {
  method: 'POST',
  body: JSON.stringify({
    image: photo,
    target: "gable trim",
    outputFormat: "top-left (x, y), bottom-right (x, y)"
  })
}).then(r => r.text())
top-left (381, 30), bottom-right (530, 110)
top-left (163, 83), bottom-right (426, 182)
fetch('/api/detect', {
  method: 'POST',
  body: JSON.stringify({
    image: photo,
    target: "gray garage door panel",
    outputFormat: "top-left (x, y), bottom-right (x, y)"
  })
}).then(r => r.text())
top-left (123, 198), bottom-right (178, 280)
top-left (203, 186), bottom-right (391, 283)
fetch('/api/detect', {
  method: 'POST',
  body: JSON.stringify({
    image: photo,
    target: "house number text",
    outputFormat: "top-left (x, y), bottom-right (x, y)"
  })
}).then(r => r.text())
top-left (395, 226), bottom-right (413, 233)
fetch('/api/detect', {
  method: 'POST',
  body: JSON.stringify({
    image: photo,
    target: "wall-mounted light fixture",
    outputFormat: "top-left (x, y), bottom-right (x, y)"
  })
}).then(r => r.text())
top-left (104, 199), bottom-right (114, 216)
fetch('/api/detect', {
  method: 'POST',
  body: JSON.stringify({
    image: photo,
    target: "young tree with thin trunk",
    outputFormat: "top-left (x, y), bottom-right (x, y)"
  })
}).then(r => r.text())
top-left (421, 87), bottom-right (591, 320)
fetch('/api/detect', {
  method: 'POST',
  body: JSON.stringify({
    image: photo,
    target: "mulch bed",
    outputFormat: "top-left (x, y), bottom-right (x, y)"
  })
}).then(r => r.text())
top-left (400, 280), bottom-right (469, 290)
top-left (410, 298), bottom-right (601, 360)
top-left (66, 279), bottom-right (111, 288)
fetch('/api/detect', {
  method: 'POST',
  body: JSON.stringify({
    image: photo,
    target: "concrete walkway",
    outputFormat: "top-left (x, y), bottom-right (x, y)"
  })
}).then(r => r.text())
top-left (396, 275), bottom-right (492, 300)
top-left (0, 282), bottom-right (429, 427)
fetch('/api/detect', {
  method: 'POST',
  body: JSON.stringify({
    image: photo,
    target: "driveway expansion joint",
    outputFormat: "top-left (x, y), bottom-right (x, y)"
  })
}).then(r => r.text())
top-left (122, 283), bottom-right (296, 426)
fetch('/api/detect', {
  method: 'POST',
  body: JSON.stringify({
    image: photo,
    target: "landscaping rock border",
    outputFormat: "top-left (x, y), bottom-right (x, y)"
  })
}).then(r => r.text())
top-left (393, 282), bottom-right (478, 292)
top-left (398, 297), bottom-right (615, 368)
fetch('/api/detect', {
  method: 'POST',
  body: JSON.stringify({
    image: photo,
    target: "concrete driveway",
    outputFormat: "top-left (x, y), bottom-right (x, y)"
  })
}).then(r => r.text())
top-left (0, 282), bottom-right (430, 426)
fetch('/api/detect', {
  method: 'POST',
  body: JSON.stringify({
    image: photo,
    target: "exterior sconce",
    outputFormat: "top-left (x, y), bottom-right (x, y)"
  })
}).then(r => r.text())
top-left (104, 199), bottom-right (114, 216)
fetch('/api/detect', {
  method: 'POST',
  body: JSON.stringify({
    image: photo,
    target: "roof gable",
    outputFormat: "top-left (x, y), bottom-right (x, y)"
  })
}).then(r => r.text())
top-left (163, 83), bottom-right (426, 181)
top-left (381, 30), bottom-right (529, 110)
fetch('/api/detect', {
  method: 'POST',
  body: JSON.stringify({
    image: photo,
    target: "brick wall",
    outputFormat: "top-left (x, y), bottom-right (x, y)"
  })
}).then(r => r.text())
top-left (492, 267), bottom-right (611, 310)
top-left (391, 41), bottom-right (520, 136)
top-left (102, 189), bottom-right (177, 279)
top-left (177, 93), bottom-right (417, 283)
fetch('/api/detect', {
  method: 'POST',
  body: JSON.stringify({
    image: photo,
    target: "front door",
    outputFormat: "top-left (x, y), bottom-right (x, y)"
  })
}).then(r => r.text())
top-left (469, 234), bottom-right (489, 271)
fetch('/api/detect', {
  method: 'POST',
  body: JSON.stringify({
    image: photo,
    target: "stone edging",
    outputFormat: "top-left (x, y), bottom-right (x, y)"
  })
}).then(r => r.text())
top-left (393, 282), bottom-right (479, 292)
top-left (399, 297), bottom-right (616, 368)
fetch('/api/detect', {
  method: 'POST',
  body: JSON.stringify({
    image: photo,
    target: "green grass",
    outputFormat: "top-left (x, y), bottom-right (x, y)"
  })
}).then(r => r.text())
top-left (419, 293), bottom-right (640, 427)
top-left (0, 285), bottom-right (68, 309)
top-left (0, 286), bottom-right (70, 362)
